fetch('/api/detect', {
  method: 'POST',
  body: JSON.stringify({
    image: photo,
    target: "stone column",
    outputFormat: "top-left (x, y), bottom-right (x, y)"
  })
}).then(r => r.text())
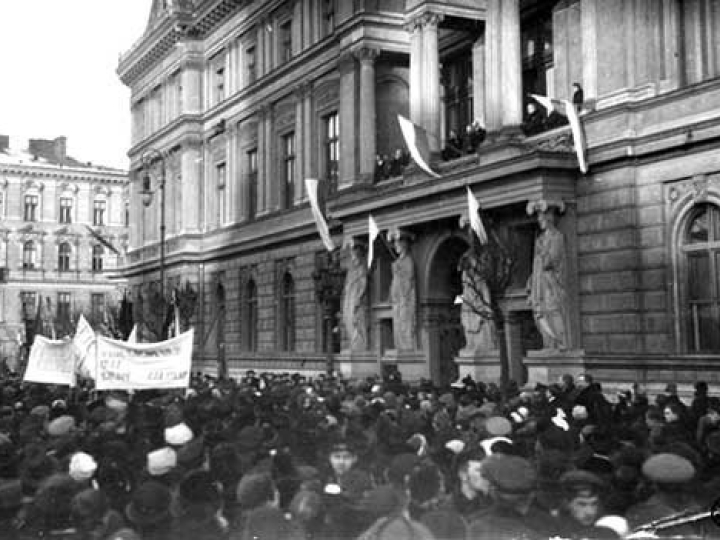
top-left (580, 0), bottom-right (598, 106)
top-left (355, 47), bottom-right (379, 183)
top-left (302, 0), bottom-right (313, 48)
top-left (421, 13), bottom-right (443, 153)
top-left (180, 61), bottom-right (202, 114)
top-left (472, 35), bottom-right (486, 128)
top-left (484, 0), bottom-right (502, 131)
top-left (264, 105), bottom-right (276, 213)
top-left (406, 17), bottom-right (424, 125)
top-left (338, 51), bottom-right (358, 188)
top-left (500, 0), bottom-right (522, 129)
top-left (226, 123), bottom-right (238, 223)
top-left (256, 22), bottom-right (266, 78)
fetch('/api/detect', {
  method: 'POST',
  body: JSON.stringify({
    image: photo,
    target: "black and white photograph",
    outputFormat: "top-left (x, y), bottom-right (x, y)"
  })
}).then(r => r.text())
top-left (1, 1), bottom-right (720, 538)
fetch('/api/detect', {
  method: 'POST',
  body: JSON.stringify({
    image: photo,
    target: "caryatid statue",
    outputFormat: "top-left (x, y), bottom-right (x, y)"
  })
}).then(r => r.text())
top-left (389, 228), bottom-right (417, 350)
top-left (342, 240), bottom-right (369, 350)
top-left (526, 199), bottom-right (569, 351)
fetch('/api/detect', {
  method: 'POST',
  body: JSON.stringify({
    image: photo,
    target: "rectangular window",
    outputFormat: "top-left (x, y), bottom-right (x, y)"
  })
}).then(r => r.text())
top-left (214, 65), bottom-right (225, 105)
top-left (216, 162), bottom-right (227, 224)
top-left (282, 133), bottom-right (296, 209)
top-left (93, 200), bottom-right (106, 226)
top-left (24, 194), bottom-right (38, 221)
top-left (324, 112), bottom-right (339, 193)
top-left (91, 293), bottom-right (105, 321)
top-left (23, 242), bottom-right (37, 269)
top-left (57, 292), bottom-right (71, 323)
top-left (21, 291), bottom-right (37, 319)
top-left (246, 46), bottom-right (257, 85)
top-left (247, 149), bottom-right (258, 219)
top-left (92, 245), bottom-right (104, 272)
top-left (59, 197), bottom-right (72, 224)
top-left (280, 20), bottom-right (293, 63)
top-left (322, 0), bottom-right (335, 37)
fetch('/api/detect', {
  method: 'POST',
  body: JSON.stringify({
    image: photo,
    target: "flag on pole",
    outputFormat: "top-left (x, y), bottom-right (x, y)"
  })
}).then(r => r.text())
top-left (305, 178), bottom-right (336, 252)
top-left (84, 225), bottom-right (121, 255)
top-left (397, 115), bottom-right (441, 179)
top-left (127, 325), bottom-right (138, 343)
top-left (368, 215), bottom-right (380, 269)
top-left (73, 314), bottom-right (96, 379)
top-left (530, 94), bottom-right (588, 174)
top-left (466, 186), bottom-right (488, 245)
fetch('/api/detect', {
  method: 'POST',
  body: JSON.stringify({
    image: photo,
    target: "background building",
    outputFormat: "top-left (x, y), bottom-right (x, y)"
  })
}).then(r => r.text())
top-left (119, 0), bottom-right (720, 393)
top-left (0, 135), bottom-right (128, 366)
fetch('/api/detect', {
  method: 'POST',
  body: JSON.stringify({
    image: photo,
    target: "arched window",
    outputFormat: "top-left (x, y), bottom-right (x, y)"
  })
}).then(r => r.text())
top-left (682, 203), bottom-right (720, 352)
top-left (280, 272), bottom-right (295, 351)
top-left (58, 242), bottom-right (71, 272)
top-left (23, 241), bottom-right (37, 269)
top-left (245, 279), bottom-right (258, 352)
top-left (92, 245), bottom-right (104, 272)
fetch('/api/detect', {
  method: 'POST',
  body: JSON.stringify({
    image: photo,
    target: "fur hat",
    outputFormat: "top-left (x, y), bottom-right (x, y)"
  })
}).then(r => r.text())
top-left (147, 447), bottom-right (177, 476)
top-left (48, 415), bottom-right (75, 437)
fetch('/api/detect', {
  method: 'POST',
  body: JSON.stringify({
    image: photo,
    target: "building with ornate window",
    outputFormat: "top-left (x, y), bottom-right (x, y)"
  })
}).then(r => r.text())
top-left (119, 0), bottom-right (720, 392)
top-left (0, 135), bottom-right (128, 364)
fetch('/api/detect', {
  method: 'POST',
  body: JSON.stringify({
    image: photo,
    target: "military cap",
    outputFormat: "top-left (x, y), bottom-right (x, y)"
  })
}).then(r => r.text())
top-left (642, 453), bottom-right (695, 484)
top-left (482, 454), bottom-right (536, 494)
top-left (559, 470), bottom-right (604, 493)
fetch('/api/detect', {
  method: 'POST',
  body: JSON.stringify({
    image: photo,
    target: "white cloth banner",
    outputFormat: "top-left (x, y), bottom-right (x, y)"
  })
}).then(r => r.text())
top-left (466, 186), bottom-right (488, 245)
top-left (397, 115), bottom-right (441, 179)
top-left (305, 178), bottom-right (336, 252)
top-left (73, 314), bottom-right (96, 379)
top-left (24, 336), bottom-right (76, 386)
top-left (94, 329), bottom-right (194, 390)
top-left (530, 93), bottom-right (588, 173)
top-left (368, 214), bottom-right (380, 269)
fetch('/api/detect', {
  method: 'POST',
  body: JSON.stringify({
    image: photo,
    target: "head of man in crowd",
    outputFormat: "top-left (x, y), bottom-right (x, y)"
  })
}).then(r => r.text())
top-left (560, 470), bottom-right (604, 528)
top-left (456, 447), bottom-right (489, 500)
top-left (327, 437), bottom-right (357, 480)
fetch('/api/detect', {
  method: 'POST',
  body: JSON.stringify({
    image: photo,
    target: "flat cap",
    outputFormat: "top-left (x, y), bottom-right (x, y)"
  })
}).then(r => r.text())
top-left (486, 416), bottom-right (512, 437)
top-left (642, 453), bottom-right (695, 484)
top-left (48, 415), bottom-right (75, 437)
top-left (482, 454), bottom-right (536, 494)
top-left (559, 470), bottom-right (604, 491)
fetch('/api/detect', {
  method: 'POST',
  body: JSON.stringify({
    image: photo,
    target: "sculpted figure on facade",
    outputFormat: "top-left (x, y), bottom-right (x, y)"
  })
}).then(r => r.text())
top-left (390, 229), bottom-right (417, 350)
top-left (526, 200), bottom-right (569, 350)
top-left (343, 241), bottom-right (369, 350)
top-left (458, 248), bottom-right (496, 354)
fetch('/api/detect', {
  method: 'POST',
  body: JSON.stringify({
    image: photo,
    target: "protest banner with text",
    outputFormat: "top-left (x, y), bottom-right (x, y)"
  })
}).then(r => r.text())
top-left (24, 336), bottom-right (76, 386)
top-left (94, 329), bottom-right (194, 390)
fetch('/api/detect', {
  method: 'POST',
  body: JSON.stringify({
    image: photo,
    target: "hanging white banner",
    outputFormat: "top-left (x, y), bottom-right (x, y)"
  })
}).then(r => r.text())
top-left (24, 336), bottom-right (76, 386)
top-left (94, 329), bottom-right (194, 390)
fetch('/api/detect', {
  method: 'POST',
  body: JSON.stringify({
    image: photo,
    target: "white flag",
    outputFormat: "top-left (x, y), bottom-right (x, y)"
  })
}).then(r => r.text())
top-left (73, 314), bottom-right (96, 379)
top-left (530, 93), bottom-right (588, 174)
top-left (305, 178), bottom-right (336, 252)
top-left (368, 215), bottom-right (380, 269)
top-left (127, 324), bottom-right (138, 343)
top-left (397, 115), bottom-right (441, 179)
top-left (466, 186), bottom-right (488, 245)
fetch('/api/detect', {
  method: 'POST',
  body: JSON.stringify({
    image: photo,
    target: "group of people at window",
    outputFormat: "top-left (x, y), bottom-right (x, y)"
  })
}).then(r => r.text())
top-left (374, 149), bottom-right (411, 182)
top-left (442, 119), bottom-right (487, 161)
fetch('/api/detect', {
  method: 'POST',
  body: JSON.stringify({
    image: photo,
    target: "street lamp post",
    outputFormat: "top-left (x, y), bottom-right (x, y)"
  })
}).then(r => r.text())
top-left (141, 149), bottom-right (167, 337)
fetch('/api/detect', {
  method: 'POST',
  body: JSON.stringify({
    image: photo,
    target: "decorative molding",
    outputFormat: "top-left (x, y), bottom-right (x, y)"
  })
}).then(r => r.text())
top-left (421, 12), bottom-right (444, 29)
top-left (314, 80), bottom-right (339, 111)
top-left (274, 99), bottom-right (296, 132)
top-left (353, 47), bottom-right (380, 64)
top-left (666, 173), bottom-right (720, 208)
top-left (93, 184), bottom-right (111, 196)
top-left (58, 182), bottom-right (80, 194)
top-left (23, 179), bottom-right (44, 192)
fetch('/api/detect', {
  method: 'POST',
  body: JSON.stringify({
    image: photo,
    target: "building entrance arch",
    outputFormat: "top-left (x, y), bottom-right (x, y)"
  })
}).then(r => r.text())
top-left (423, 233), bottom-right (468, 385)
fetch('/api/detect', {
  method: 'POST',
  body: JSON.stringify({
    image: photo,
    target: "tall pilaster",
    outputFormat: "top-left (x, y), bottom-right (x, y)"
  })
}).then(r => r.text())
top-left (180, 142), bottom-right (202, 233)
top-left (302, 85), bottom-right (314, 182)
top-left (226, 123), bottom-right (238, 223)
top-left (293, 84), bottom-right (309, 203)
top-left (500, 0), bottom-right (522, 128)
top-left (659, 0), bottom-right (685, 91)
top-left (355, 47), bottom-right (379, 182)
top-left (580, 0), bottom-right (598, 105)
top-left (302, 0), bottom-right (313, 48)
top-left (406, 17), bottom-right (424, 125)
top-left (484, 0), bottom-right (502, 131)
top-left (180, 61), bottom-right (202, 114)
top-left (257, 106), bottom-right (268, 215)
top-left (338, 51), bottom-right (358, 188)
top-left (472, 36), bottom-right (486, 128)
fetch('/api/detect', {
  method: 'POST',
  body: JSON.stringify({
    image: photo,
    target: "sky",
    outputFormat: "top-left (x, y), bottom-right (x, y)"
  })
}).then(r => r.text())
top-left (0, 1), bottom-right (152, 170)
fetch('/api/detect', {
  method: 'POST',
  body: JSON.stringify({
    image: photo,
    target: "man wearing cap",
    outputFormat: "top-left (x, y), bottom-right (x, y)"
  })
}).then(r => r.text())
top-left (625, 452), bottom-right (703, 537)
top-left (468, 454), bottom-right (555, 540)
top-left (553, 469), bottom-right (608, 539)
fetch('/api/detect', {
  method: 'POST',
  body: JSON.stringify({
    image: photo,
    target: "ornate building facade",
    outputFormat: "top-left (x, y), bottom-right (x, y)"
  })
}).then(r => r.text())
top-left (119, 0), bottom-right (720, 392)
top-left (0, 136), bottom-right (129, 364)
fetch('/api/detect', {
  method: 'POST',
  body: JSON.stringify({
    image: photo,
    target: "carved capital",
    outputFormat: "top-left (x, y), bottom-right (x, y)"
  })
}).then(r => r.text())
top-left (403, 15), bottom-right (424, 34)
top-left (337, 50), bottom-right (356, 73)
top-left (353, 47), bottom-right (380, 64)
top-left (292, 81), bottom-right (312, 100)
top-left (421, 12), bottom-right (444, 29)
top-left (526, 198), bottom-right (566, 216)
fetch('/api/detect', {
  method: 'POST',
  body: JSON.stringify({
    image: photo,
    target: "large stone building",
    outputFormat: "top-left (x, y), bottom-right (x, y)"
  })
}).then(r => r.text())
top-left (118, 0), bottom-right (720, 392)
top-left (0, 135), bottom-right (129, 365)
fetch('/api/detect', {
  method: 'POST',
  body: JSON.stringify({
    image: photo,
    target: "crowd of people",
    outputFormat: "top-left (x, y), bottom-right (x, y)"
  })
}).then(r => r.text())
top-left (374, 149), bottom-right (411, 182)
top-left (0, 368), bottom-right (718, 539)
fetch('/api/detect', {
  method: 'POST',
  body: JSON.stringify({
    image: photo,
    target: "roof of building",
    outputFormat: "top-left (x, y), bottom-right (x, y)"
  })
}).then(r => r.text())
top-left (0, 146), bottom-right (125, 175)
